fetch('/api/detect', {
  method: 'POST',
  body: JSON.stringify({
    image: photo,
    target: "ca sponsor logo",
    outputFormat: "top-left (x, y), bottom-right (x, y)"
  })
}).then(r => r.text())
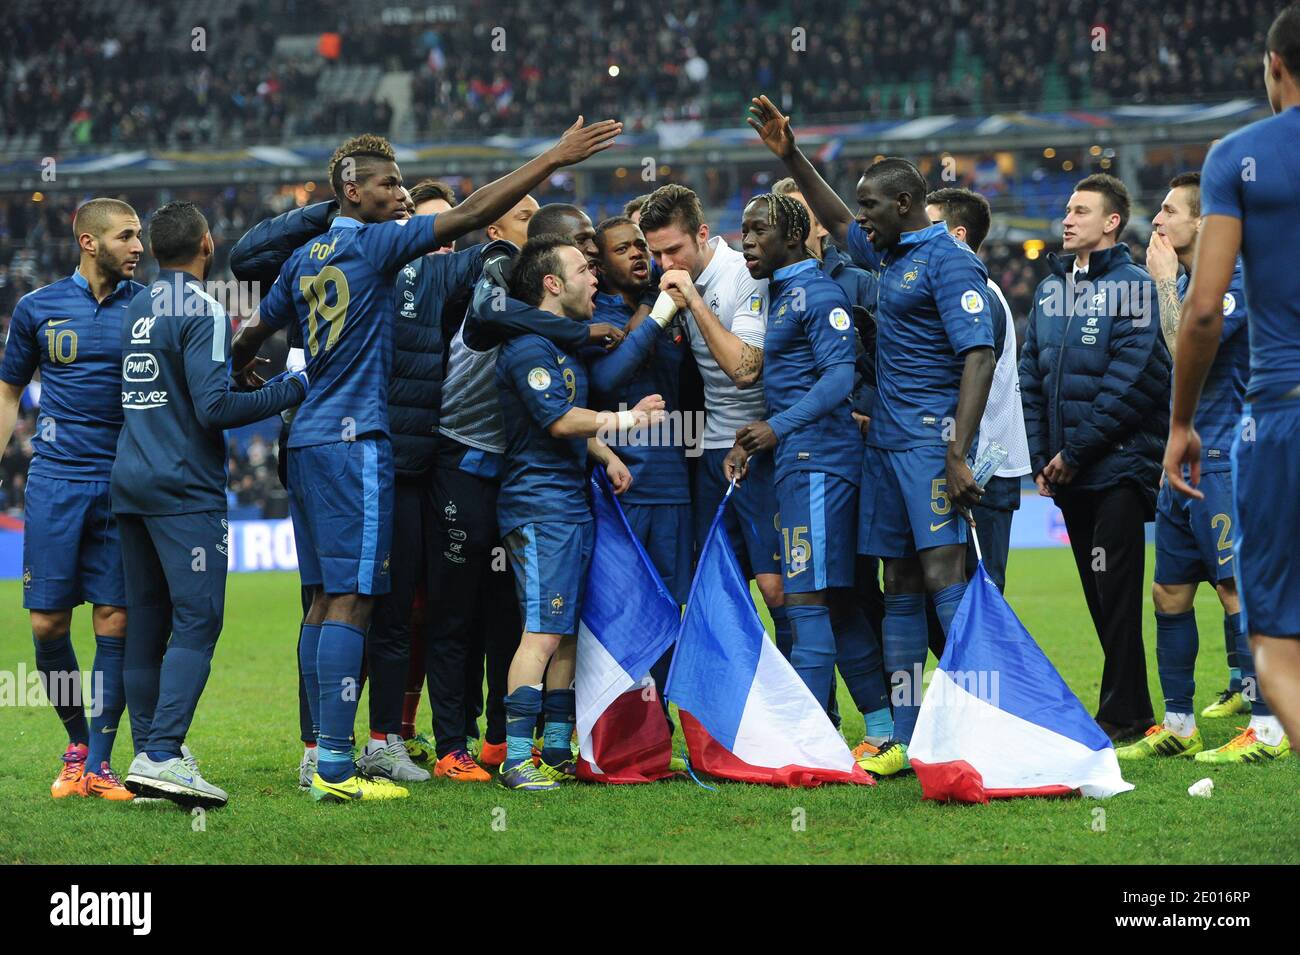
top-left (130, 315), bottom-right (156, 344)
top-left (123, 353), bottom-right (158, 382)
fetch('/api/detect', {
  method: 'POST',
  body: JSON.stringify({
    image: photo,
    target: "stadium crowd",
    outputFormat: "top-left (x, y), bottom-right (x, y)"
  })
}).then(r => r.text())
top-left (0, 0), bottom-right (1278, 149)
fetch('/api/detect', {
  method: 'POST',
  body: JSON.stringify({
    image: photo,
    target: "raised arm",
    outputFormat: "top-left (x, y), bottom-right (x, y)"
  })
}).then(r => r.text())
top-left (433, 117), bottom-right (622, 245)
top-left (748, 95), bottom-right (855, 248)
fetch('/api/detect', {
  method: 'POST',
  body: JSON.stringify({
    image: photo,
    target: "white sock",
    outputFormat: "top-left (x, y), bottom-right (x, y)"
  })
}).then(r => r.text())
top-left (1163, 712), bottom-right (1196, 736)
top-left (305, 746), bottom-right (317, 760)
top-left (1249, 715), bottom-right (1285, 746)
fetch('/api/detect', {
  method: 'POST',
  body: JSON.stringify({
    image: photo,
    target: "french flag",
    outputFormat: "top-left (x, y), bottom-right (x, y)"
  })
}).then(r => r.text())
top-left (665, 490), bottom-right (872, 788)
top-left (909, 561), bottom-right (1134, 802)
top-left (575, 470), bottom-right (678, 783)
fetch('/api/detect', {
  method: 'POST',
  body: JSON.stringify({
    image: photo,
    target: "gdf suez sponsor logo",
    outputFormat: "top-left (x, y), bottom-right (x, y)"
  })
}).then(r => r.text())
top-left (121, 389), bottom-right (168, 409)
top-left (49, 885), bottom-right (151, 935)
top-left (122, 353), bottom-right (158, 382)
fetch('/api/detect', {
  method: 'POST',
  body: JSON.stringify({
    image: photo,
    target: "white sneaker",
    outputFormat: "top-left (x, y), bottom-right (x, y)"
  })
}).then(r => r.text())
top-left (125, 751), bottom-right (228, 808)
top-left (357, 734), bottom-right (431, 782)
top-left (298, 747), bottom-right (318, 790)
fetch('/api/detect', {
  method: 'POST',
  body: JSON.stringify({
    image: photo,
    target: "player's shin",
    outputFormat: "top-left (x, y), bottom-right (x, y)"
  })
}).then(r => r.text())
top-left (315, 621), bottom-right (367, 782)
top-left (883, 593), bottom-right (928, 744)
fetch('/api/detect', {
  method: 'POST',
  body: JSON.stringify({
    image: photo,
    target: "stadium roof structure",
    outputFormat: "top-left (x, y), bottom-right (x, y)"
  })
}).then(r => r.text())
top-left (4, 99), bottom-right (1267, 192)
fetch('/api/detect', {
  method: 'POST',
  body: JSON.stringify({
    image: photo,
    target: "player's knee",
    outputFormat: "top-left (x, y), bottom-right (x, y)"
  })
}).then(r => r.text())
top-left (883, 559), bottom-right (924, 596)
top-left (755, 574), bottom-right (784, 609)
top-left (91, 604), bottom-right (127, 637)
top-left (30, 610), bottom-right (74, 641)
top-left (1214, 579), bottom-right (1240, 614)
top-left (785, 591), bottom-right (826, 608)
top-left (1152, 583), bottom-right (1193, 615)
top-left (919, 545), bottom-right (965, 594)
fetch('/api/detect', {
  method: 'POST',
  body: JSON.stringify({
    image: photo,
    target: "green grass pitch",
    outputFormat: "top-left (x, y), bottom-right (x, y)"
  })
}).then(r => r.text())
top-left (1, 546), bottom-right (1296, 864)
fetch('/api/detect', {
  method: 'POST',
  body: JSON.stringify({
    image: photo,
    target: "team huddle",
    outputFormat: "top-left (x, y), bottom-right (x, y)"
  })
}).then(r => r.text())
top-left (7, 6), bottom-right (1300, 806)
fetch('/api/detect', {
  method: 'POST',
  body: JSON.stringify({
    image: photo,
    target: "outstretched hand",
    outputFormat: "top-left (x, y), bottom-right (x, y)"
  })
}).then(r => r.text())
top-left (548, 116), bottom-right (623, 167)
top-left (747, 95), bottom-right (796, 160)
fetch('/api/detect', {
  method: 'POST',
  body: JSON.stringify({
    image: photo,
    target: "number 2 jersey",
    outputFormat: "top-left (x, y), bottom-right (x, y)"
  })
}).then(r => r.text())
top-left (257, 214), bottom-right (441, 448)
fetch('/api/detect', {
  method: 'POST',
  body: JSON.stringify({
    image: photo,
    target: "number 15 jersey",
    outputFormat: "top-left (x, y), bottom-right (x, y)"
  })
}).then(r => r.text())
top-left (258, 214), bottom-right (440, 448)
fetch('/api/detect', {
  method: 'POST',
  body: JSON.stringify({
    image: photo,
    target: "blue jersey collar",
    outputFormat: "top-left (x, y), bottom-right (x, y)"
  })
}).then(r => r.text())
top-left (894, 222), bottom-right (948, 250)
top-left (772, 257), bottom-right (818, 282)
top-left (330, 216), bottom-right (364, 230)
top-left (71, 267), bottom-right (133, 301)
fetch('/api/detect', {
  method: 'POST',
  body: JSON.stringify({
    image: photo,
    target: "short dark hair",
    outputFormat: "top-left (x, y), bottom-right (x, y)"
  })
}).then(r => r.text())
top-left (527, 203), bottom-right (587, 240)
top-left (745, 193), bottom-right (811, 249)
top-left (1168, 171), bottom-right (1201, 218)
top-left (328, 133), bottom-right (397, 198)
top-left (1267, 2), bottom-right (1300, 76)
top-left (623, 194), bottom-right (652, 218)
top-left (149, 201), bottom-right (209, 265)
top-left (637, 184), bottom-right (704, 236)
top-left (408, 179), bottom-right (456, 208)
top-left (861, 157), bottom-right (929, 204)
top-left (594, 215), bottom-right (638, 252)
top-left (925, 187), bottom-right (992, 252)
top-left (1075, 173), bottom-right (1132, 237)
top-left (509, 234), bottom-right (581, 306)
top-left (72, 198), bottom-right (138, 240)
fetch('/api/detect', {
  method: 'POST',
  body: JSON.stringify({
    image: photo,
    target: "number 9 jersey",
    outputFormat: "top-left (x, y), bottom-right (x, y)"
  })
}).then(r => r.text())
top-left (257, 214), bottom-right (440, 448)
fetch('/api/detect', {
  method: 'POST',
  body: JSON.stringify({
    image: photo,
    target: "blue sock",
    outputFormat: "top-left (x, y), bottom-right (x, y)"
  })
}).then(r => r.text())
top-left (770, 604), bottom-right (792, 659)
top-left (298, 623), bottom-right (322, 740)
top-left (316, 621), bottom-right (365, 783)
top-left (831, 602), bottom-right (887, 715)
top-left (147, 750), bottom-right (180, 762)
top-left (1225, 612), bottom-right (1243, 693)
top-left (541, 687), bottom-right (576, 766)
top-left (504, 684), bottom-right (543, 769)
top-left (86, 635), bottom-right (126, 771)
top-left (864, 706), bottom-right (894, 739)
top-left (932, 583), bottom-right (967, 639)
top-left (33, 633), bottom-right (88, 745)
top-left (1155, 610), bottom-right (1198, 715)
top-left (787, 605), bottom-right (836, 713)
top-left (883, 593), bottom-right (927, 744)
top-left (1232, 613), bottom-right (1270, 717)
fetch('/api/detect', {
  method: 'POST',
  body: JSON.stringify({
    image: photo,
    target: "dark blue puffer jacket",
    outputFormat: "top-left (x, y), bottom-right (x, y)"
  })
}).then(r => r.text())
top-left (1018, 243), bottom-right (1170, 506)
top-left (231, 201), bottom-right (482, 480)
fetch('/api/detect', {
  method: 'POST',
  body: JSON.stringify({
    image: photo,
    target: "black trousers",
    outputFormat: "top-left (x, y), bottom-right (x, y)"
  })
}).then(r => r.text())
top-left (428, 465), bottom-right (520, 757)
top-left (1058, 482), bottom-right (1154, 727)
top-left (367, 478), bottom-right (439, 736)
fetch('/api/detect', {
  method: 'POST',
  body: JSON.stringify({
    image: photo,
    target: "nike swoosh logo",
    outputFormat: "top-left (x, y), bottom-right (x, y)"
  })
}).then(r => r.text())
top-left (1218, 555), bottom-right (1233, 565)
top-left (557, 356), bottom-right (566, 364)
top-left (1038, 296), bottom-right (1052, 307)
top-left (930, 519), bottom-right (953, 532)
top-left (47, 319), bottom-right (72, 326)
top-left (166, 771), bottom-right (195, 785)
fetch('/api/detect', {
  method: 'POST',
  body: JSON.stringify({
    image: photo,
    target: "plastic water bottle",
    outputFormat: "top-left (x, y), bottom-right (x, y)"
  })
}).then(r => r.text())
top-left (971, 441), bottom-right (1009, 489)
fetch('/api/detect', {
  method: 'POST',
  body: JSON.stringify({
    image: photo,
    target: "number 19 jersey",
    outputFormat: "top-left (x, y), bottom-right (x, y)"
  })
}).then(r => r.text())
top-left (258, 214), bottom-right (440, 448)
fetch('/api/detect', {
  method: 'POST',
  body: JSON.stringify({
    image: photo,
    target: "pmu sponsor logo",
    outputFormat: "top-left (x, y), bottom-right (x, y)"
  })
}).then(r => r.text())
top-left (49, 884), bottom-right (152, 935)
top-left (122, 353), bottom-right (159, 382)
top-left (122, 389), bottom-right (169, 409)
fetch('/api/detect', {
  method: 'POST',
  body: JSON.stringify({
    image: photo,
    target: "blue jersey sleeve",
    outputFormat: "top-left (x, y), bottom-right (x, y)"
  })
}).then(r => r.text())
top-left (428, 245), bottom-right (483, 299)
top-left (257, 266), bottom-right (297, 333)
top-left (1221, 278), bottom-right (1248, 341)
top-left (0, 296), bottom-right (39, 386)
top-left (183, 302), bottom-right (304, 430)
top-left (845, 220), bottom-right (883, 272)
top-left (1201, 139), bottom-right (1244, 220)
top-left (588, 318), bottom-right (659, 395)
top-left (767, 293), bottom-right (855, 439)
top-left (934, 250), bottom-right (996, 355)
top-left (358, 214), bottom-right (441, 275)
top-left (502, 340), bottom-right (576, 432)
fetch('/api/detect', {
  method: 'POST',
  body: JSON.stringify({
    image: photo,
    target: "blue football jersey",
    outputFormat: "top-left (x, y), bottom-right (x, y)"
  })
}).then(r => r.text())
top-left (846, 221), bottom-right (995, 449)
top-left (1176, 261), bottom-right (1249, 472)
top-left (762, 259), bottom-right (861, 484)
top-left (586, 291), bottom-right (689, 505)
top-left (257, 214), bottom-right (440, 447)
top-left (495, 333), bottom-right (592, 534)
top-left (0, 270), bottom-right (143, 480)
top-left (1201, 107), bottom-right (1300, 400)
